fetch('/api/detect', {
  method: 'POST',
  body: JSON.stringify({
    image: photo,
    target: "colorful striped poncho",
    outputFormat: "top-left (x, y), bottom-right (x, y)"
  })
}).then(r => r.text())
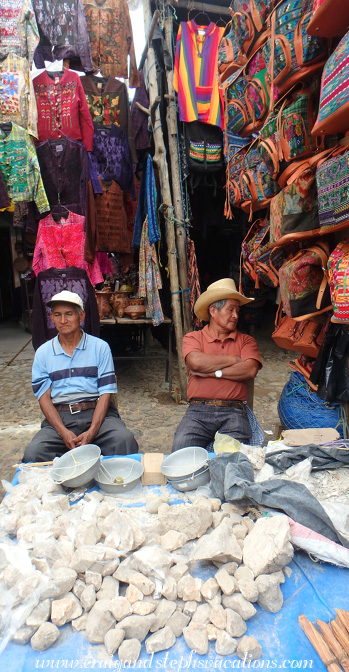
top-left (173, 20), bottom-right (225, 129)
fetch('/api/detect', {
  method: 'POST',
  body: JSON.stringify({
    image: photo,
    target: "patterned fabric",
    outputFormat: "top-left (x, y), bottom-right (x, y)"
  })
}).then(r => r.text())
top-left (328, 240), bottom-right (349, 323)
top-left (0, 122), bottom-right (49, 212)
top-left (279, 242), bottom-right (331, 318)
top-left (133, 154), bottom-right (160, 247)
top-left (0, 167), bottom-right (11, 208)
top-left (0, 0), bottom-right (39, 66)
top-left (224, 129), bottom-right (251, 165)
top-left (240, 144), bottom-right (279, 206)
top-left (217, 17), bottom-right (246, 79)
top-left (0, 53), bottom-right (37, 137)
top-left (33, 69), bottom-right (94, 151)
top-left (81, 74), bottom-right (137, 163)
top-left (312, 31), bottom-right (349, 136)
top-left (173, 21), bottom-right (225, 129)
top-left (32, 0), bottom-right (94, 72)
top-left (86, 178), bottom-right (131, 260)
top-left (187, 237), bottom-right (202, 329)
top-left (130, 70), bottom-right (151, 153)
top-left (32, 212), bottom-right (103, 286)
top-left (89, 125), bottom-right (134, 193)
top-left (316, 148), bottom-right (349, 232)
top-left (224, 68), bottom-right (251, 136)
top-left (31, 266), bottom-right (100, 350)
top-left (270, 166), bottom-right (319, 243)
top-left (138, 217), bottom-right (164, 327)
top-left (83, 0), bottom-right (139, 86)
top-left (245, 48), bottom-right (270, 129)
top-left (231, 0), bottom-right (274, 55)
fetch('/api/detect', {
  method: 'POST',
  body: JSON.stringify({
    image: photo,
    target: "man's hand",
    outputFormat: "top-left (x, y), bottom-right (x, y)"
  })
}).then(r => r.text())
top-left (74, 429), bottom-right (96, 447)
top-left (62, 429), bottom-right (79, 451)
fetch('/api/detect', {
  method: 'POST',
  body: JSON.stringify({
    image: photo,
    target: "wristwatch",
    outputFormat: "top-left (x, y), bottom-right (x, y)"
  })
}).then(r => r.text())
top-left (215, 370), bottom-right (223, 378)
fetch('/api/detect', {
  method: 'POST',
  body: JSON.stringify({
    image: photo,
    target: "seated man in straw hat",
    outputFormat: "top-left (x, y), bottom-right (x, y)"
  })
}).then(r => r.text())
top-left (172, 279), bottom-right (262, 451)
top-left (23, 290), bottom-right (138, 462)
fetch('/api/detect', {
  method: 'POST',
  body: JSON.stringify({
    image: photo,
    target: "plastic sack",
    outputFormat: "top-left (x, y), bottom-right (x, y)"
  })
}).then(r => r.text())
top-left (213, 432), bottom-right (240, 454)
top-left (310, 325), bottom-right (349, 402)
top-left (288, 517), bottom-right (349, 568)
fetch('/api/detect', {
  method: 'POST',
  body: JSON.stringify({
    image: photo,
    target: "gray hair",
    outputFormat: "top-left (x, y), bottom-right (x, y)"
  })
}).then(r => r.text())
top-left (209, 299), bottom-right (227, 314)
top-left (51, 304), bottom-right (82, 317)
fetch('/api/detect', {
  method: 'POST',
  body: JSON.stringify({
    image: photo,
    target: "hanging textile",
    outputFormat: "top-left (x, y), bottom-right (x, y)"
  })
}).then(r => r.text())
top-left (173, 20), bottom-right (225, 129)
top-left (0, 54), bottom-right (38, 137)
top-left (187, 237), bottom-right (202, 328)
top-left (89, 125), bottom-right (134, 194)
top-left (33, 69), bottom-right (94, 150)
top-left (0, 0), bottom-right (39, 67)
top-left (131, 70), bottom-right (151, 153)
top-left (0, 169), bottom-right (11, 209)
top-left (133, 153), bottom-right (160, 247)
top-left (32, 212), bottom-right (103, 285)
top-left (85, 178), bottom-right (131, 263)
top-left (32, 0), bottom-right (94, 72)
top-left (82, 0), bottom-right (139, 86)
top-left (139, 217), bottom-right (164, 327)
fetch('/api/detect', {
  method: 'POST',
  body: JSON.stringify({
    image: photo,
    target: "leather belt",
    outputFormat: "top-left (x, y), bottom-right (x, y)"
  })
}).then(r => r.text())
top-left (56, 400), bottom-right (98, 414)
top-left (189, 398), bottom-right (245, 411)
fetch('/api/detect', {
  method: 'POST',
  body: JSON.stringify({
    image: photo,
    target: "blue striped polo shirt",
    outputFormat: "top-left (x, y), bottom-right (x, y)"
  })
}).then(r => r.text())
top-left (32, 331), bottom-right (117, 403)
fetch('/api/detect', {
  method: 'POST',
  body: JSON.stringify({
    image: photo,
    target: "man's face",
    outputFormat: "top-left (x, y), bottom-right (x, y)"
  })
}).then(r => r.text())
top-left (210, 298), bottom-right (240, 331)
top-left (51, 302), bottom-right (83, 337)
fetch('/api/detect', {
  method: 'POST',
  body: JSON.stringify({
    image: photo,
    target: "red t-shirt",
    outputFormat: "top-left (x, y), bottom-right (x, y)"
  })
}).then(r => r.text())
top-left (182, 325), bottom-right (262, 401)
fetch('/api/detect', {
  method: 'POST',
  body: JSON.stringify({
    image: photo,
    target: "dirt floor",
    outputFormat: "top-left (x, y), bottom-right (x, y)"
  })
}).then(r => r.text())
top-left (0, 308), bottom-right (291, 492)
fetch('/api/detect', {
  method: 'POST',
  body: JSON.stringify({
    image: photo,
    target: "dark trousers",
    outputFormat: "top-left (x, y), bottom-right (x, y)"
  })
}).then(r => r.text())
top-left (23, 406), bottom-right (138, 462)
top-left (172, 404), bottom-right (251, 452)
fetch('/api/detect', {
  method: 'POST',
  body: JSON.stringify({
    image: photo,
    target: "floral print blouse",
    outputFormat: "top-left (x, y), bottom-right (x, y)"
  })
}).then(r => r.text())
top-left (0, 53), bottom-right (38, 137)
top-left (0, 0), bottom-right (39, 67)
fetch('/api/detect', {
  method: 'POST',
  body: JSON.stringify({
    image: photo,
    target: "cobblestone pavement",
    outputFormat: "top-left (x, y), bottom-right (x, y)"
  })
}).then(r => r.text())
top-left (0, 317), bottom-right (290, 492)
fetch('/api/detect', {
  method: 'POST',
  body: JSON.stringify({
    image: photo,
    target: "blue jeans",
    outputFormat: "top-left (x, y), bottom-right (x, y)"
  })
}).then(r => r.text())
top-left (172, 404), bottom-right (251, 452)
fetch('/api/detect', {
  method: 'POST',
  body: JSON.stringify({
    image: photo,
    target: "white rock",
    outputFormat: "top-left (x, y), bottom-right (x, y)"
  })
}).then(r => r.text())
top-left (209, 498), bottom-right (222, 512)
top-left (126, 584), bottom-right (143, 604)
top-left (85, 601), bottom-right (115, 643)
top-left (169, 563), bottom-right (188, 581)
top-left (26, 600), bottom-right (51, 628)
top-left (160, 530), bottom-right (188, 552)
top-left (191, 497), bottom-right (212, 512)
top-left (109, 596), bottom-right (133, 621)
top-left (212, 511), bottom-right (228, 528)
top-left (85, 570), bottom-right (102, 591)
top-left (206, 594), bottom-right (222, 608)
top-left (118, 638), bottom-right (141, 664)
top-left (239, 445), bottom-right (265, 470)
top-left (104, 627), bottom-right (125, 655)
top-left (51, 593), bottom-right (82, 626)
top-left (113, 565), bottom-right (134, 583)
top-left (80, 584), bottom-right (96, 611)
top-left (215, 630), bottom-right (238, 655)
top-left (221, 503), bottom-right (245, 515)
top-left (207, 624), bottom-right (220, 641)
top-left (132, 600), bottom-right (156, 616)
top-left (183, 601), bottom-right (197, 618)
top-left (167, 611), bottom-right (190, 637)
top-left (210, 605), bottom-right (226, 630)
top-left (71, 613), bottom-right (88, 632)
top-left (158, 503), bottom-right (212, 541)
top-left (222, 594), bottom-right (256, 620)
top-left (177, 576), bottom-right (203, 602)
top-left (215, 569), bottom-right (236, 596)
top-left (283, 566), bottom-right (292, 578)
top-left (229, 513), bottom-right (244, 524)
top-left (150, 599), bottom-right (177, 632)
top-left (146, 496), bottom-right (169, 514)
top-left (255, 573), bottom-right (284, 613)
top-left (97, 575), bottom-right (119, 601)
top-left (12, 625), bottom-right (36, 645)
top-left (183, 623), bottom-right (209, 655)
top-left (70, 547), bottom-right (103, 573)
top-left (31, 623), bottom-right (60, 651)
top-left (129, 571), bottom-right (156, 596)
top-left (238, 578), bottom-right (259, 603)
top-left (201, 578), bottom-right (219, 600)
top-left (161, 576), bottom-right (177, 601)
top-left (233, 524), bottom-right (247, 540)
top-left (72, 579), bottom-right (86, 600)
top-left (237, 635), bottom-right (263, 661)
top-left (241, 517), bottom-right (255, 532)
top-left (225, 609), bottom-right (247, 638)
top-left (145, 625), bottom-right (176, 654)
top-left (189, 518), bottom-right (242, 564)
top-left (75, 523), bottom-right (102, 547)
top-left (191, 603), bottom-right (212, 626)
top-left (119, 614), bottom-right (156, 641)
top-left (243, 516), bottom-right (294, 577)
top-left (234, 566), bottom-right (254, 582)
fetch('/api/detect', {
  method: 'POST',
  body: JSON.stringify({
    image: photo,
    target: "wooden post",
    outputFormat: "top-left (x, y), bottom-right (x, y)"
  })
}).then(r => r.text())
top-left (163, 11), bottom-right (192, 336)
top-left (143, 0), bottom-right (188, 401)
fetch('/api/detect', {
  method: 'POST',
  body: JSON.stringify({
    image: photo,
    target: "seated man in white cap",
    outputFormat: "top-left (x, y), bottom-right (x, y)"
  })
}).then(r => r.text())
top-left (23, 290), bottom-right (138, 462)
top-left (172, 279), bottom-right (262, 451)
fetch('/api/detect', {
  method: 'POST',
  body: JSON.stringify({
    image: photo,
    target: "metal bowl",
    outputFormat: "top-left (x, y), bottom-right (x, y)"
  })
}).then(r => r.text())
top-left (94, 458), bottom-right (144, 494)
top-left (51, 444), bottom-right (101, 488)
top-left (167, 466), bottom-right (210, 492)
top-left (161, 447), bottom-right (209, 479)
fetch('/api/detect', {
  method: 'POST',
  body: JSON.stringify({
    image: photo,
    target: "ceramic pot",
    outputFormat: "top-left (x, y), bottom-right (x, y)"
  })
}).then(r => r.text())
top-left (95, 290), bottom-right (113, 319)
top-left (124, 299), bottom-right (146, 320)
top-left (111, 292), bottom-right (130, 318)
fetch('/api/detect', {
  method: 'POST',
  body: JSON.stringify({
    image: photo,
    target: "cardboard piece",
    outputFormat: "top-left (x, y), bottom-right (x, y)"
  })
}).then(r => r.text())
top-left (141, 453), bottom-right (167, 485)
top-left (282, 428), bottom-right (340, 447)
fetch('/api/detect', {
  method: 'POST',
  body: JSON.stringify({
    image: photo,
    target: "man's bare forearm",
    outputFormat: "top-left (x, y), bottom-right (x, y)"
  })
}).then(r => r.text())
top-left (191, 359), bottom-right (259, 381)
top-left (88, 393), bottom-right (111, 437)
top-left (186, 351), bottom-right (242, 373)
top-left (39, 390), bottom-right (71, 437)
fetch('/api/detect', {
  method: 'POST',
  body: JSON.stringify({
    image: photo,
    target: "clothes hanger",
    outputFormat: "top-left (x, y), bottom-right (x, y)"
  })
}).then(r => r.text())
top-left (192, 10), bottom-right (211, 25)
top-left (216, 15), bottom-right (227, 26)
top-left (44, 59), bottom-right (64, 74)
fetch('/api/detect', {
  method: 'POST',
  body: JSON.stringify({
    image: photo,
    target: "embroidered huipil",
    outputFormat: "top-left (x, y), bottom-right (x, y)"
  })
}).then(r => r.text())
top-left (85, 178), bottom-right (130, 262)
top-left (81, 75), bottom-right (137, 163)
top-left (0, 0), bottom-right (39, 66)
top-left (0, 53), bottom-right (37, 137)
top-left (32, 0), bottom-right (93, 72)
top-left (138, 218), bottom-right (163, 327)
top-left (83, 0), bottom-right (139, 86)
top-left (0, 122), bottom-right (49, 212)
top-left (32, 212), bottom-right (103, 285)
top-left (33, 69), bottom-right (94, 150)
top-left (173, 21), bottom-right (224, 129)
top-left (89, 125), bottom-right (134, 193)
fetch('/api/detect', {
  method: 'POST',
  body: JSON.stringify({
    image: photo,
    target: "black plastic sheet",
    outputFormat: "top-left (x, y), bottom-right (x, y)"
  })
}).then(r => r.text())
top-left (266, 444), bottom-right (349, 472)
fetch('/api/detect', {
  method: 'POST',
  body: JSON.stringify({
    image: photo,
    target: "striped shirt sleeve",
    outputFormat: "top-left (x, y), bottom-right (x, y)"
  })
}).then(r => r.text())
top-left (97, 342), bottom-right (118, 395)
top-left (32, 348), bottom-right (51, 399)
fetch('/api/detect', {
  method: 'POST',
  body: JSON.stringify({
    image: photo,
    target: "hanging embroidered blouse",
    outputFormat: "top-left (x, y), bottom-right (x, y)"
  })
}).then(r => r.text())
top-left (0, 122), bottom-right (49, 212)
top-left (0, 0), bottom-right (39, 67)
top-left (173, 20), bottom-right (225, 129)
top-left (0, 53), bottom-right (38, 137)
top-left (83, 0), bottom-right (139, 87)
top-left (32, 212), bottom-right (103, 286)
top-left (85, 178), bottom-right (130, 263)
top-left (33, 69), bottom-right (94, 151)
top-left (89, 125), bottom-right (134, 194)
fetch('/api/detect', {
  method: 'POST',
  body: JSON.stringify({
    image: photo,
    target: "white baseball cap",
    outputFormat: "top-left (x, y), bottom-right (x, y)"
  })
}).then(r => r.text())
top-left (46, 290), bottom-right (84, 310)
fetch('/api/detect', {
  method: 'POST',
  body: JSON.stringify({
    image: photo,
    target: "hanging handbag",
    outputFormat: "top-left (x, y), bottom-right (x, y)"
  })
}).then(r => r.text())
top-left (255, 244), bottom-right (294, 287)
top-left (269, 164), bottom-right (319, 244)
top-left (278, 241), bottom-right (331, 320)
top-left (223, 69), bottom-right (254, 137)
top-left (288, 354), bottom-right (318, 391)
top-left (316, 145), bottom-right (349, 234)
top-left (244, 46), bottom-right (271, 131)
top-left (240, 141), bottom-right (280, 218)
top-left (230, 0), bottom-right (273, 58)
top-left (272, 302), bottom-right (328, 355)
top-left (184, 121), bottom-right (224, 174)
top-left (240, 217), bottom-right (270, 285)
top-left (328, 239), bottom-right (349, 324)
top-left (307, 0), bottom-right (349, 39)
top-left (218, 17), bottom-right (247, 83)
top-left (312, 31), bottom-right (349, 137)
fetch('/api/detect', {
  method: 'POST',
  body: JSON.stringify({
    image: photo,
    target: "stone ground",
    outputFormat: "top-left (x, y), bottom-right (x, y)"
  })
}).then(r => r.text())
top-left (0, 310), bottom-right (290, 493)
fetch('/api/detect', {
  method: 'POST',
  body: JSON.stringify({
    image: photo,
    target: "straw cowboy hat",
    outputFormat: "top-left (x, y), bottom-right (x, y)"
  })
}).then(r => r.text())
top-left (194, 278), bottom-right (254, 321)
